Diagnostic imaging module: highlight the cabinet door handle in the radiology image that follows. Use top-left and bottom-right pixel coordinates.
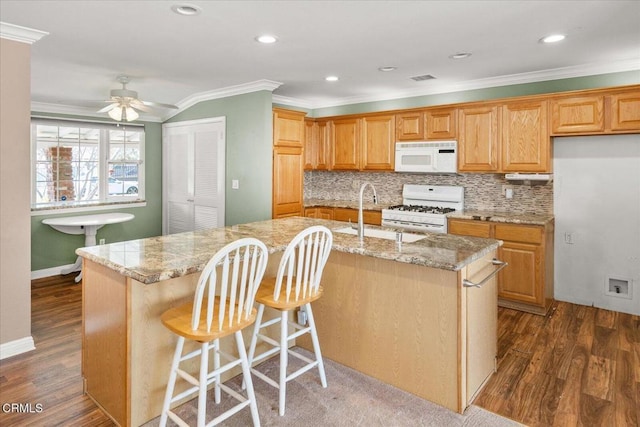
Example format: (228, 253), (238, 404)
(187, 198), (195, 202)
(463, 259), (508, 288)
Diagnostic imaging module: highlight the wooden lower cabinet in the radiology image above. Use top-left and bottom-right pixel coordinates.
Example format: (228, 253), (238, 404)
(332, 207), (382, 225)
(448, 218), (554, 315)
(304, 206), (381, 225)
(304, 207), (334, 220)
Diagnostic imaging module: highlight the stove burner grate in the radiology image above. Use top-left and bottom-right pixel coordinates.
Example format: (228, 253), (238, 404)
(387, 204), (456, 214)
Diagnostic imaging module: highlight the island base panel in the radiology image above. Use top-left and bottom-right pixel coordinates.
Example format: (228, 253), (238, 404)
(298, 252), (462, 412)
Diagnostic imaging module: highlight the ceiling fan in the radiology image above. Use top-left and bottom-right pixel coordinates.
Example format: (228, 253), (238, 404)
(98, 75), (178, 122)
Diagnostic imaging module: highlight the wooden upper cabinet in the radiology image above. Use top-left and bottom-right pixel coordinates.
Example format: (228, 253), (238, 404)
(303, 119), (315, 170)
(458, 105), (500, 172)
(610, 91), (640, 131)
(273, 108), (306, 147)
(501, 100), (550, 172)
(395, 111), (424, 141)
(330, 118), (361, 170)
(550, 95), (604, 134)
(304, 119), (330, 170)
(426, 108), (457, 140)
(361, 114), (395, 171)
(315, 120), (330, 170)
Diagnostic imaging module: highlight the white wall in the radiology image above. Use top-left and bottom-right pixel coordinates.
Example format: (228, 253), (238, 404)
(553, 134), (640, 315)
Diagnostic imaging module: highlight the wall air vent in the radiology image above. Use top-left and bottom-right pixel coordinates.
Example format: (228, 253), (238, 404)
(410, 74), (436, 81)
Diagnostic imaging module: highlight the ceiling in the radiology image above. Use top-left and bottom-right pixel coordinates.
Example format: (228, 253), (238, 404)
(1, 0), (639, 121)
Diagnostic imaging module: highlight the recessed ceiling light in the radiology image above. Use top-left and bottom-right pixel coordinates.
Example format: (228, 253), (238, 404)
(255, 35), (278, 44)
(378, 66), (397, 72)
(449, 52), (472, 60)
(325, 76), (339, 82)
(539, 34), (566, 43)
(171, 4), (201, 16)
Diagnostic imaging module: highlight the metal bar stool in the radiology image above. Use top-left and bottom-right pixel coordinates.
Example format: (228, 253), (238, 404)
(246, 225), (333, 416)
(159, 238), (269, 427)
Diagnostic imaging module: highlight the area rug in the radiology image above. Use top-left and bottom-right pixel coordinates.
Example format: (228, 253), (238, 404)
(143, 347), (523, 427)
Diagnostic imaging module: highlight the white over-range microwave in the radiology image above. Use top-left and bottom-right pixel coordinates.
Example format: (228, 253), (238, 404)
(394, 140), (458, 174)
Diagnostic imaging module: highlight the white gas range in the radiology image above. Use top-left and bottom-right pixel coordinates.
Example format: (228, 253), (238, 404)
(381, 184), (464, 234)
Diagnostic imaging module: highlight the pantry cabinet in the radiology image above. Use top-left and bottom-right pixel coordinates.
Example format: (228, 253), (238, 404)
(448, 218), (554, 315)
(273, 108), (306, 218)
(273, 108), (305, 147)
(457, 105), (500, 172)
(361, 114), (395, 170)
(501, 100), (549, 172)
(273, 146), (304, 218)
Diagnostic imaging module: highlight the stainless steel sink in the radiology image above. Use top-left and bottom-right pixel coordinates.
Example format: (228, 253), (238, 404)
(334, 227), (427, 243)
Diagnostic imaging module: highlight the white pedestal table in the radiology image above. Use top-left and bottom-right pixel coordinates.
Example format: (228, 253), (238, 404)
(42, 212), (135, 282)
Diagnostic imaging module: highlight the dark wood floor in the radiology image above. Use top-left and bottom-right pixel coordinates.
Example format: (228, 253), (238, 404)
(474, 301), (640, 427)
(0, 276), (638, 426)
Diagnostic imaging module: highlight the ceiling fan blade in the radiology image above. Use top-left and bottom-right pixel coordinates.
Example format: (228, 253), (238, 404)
(142, 100), (179, 109)
(97, 103), (118, 113)
(129, 99), (152, 112)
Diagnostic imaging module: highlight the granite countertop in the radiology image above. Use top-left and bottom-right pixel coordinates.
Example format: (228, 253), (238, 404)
(76, 217), (501, 284)
(304, 199), (383, 211)
(447, 210), (554, 226)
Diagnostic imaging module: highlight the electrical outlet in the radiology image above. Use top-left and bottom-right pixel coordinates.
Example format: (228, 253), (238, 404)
(564, 232), (574, 244)
(99, 238), (106, 245)
(502, 185), (514, 198)
(231, 179), (239, 190)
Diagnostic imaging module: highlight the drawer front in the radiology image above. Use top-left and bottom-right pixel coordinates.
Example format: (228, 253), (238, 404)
(448, 220), (491, 238)
(494, 224), (542, 244)
(333, 208), (381, 225)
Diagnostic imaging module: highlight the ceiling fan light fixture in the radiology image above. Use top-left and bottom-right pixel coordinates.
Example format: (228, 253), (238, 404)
(108, 105), (139, 122)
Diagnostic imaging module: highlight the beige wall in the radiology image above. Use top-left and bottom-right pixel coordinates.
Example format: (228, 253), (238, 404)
(0, 38), (33, 352)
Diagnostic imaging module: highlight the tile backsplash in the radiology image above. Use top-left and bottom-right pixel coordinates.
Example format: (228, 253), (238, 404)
(304, 171), (553, 214)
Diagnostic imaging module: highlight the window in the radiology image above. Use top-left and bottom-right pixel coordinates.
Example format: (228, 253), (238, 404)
(31, 118), (145, 208)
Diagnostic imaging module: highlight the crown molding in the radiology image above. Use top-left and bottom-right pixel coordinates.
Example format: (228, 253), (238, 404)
(298, 58), (640, 109)
(31, 102), (163, 123)
(272, 94), (313, 110)
(165, 79), (283, 118)
(0, 22), (49, 44)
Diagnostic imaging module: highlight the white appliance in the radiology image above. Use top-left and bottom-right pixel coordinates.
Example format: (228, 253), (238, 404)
(394, 140), (457, 173)
(381, 184), (464, 233)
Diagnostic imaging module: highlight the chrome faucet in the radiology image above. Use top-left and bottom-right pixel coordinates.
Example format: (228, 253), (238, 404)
(358, 182), (378, 241)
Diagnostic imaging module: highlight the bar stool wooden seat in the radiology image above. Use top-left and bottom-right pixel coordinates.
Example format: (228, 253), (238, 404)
(246, 225), (333, 416)
(159, 238), (269, 427)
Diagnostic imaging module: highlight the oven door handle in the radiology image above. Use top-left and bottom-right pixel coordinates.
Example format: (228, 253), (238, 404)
(462, 259), (508, 288)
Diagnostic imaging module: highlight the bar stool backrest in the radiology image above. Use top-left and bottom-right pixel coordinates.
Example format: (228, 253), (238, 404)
(191, 238), (269, 332)
(273, 226), (333, 303)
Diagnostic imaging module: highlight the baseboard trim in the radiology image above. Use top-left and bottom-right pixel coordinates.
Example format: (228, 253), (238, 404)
(31, 264), (78, 280)
(0, 336), (35, 360)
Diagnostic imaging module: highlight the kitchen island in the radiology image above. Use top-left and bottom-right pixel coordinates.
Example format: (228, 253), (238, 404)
(77, 217), (502, 426)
